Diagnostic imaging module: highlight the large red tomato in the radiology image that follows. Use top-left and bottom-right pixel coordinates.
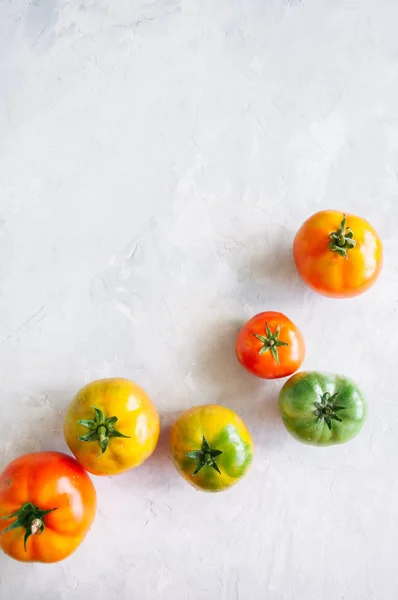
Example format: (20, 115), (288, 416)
(0, 452), (96, 563)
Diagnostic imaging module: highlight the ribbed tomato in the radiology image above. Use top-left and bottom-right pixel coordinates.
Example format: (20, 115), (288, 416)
(279, 371), (367, 446)
(64, 378), (160, 476)
(0, 452), (96, 563)
(170, 405), (254, 492)
(293, 210), (382, 298)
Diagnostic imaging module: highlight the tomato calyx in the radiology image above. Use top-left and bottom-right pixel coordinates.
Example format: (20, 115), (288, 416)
(1, 502), (57, 551)
(329, 215), (356, 258)
(78, 407), (130, 454)
(313, 392), (346, 431)
(253, 322), (288, 364)
(186, 436), (223, 476)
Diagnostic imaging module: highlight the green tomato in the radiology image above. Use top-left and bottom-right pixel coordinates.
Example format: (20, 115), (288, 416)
(278, 371), (367, 446)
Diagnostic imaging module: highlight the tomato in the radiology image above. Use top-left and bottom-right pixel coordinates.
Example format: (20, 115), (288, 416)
(293, 210), (383, 298)
(279, 372), (367, 446)
(64, 378), (160, 476)
(170, 405), (254, 492)
(236, 311), (305, 379)
(0, 452), (96, 563)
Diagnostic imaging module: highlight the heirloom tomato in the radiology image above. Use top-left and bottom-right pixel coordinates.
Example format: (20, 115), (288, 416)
(279, 372), (367, 446)
(0, 452), (96, 563)
(64, 378), (160, 476)
(293, 210), (382, 298)
(170, 404), (254, 492)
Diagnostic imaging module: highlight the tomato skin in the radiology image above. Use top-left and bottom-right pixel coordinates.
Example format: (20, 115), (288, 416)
(170, 405), (254, 492)
(64, 378), (160, 476)
(293, 210), (383, 298)
(236, 311), (305, 379)
(279, 372), (367, 446)
(0, 452), (96, 563)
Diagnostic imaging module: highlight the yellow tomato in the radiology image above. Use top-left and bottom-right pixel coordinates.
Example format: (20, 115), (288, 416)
(64, 378), (160, 476)
(170, 405), (254, 492)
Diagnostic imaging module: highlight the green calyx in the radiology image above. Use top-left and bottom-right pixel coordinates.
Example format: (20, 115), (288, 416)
(78, 407), (130, 454)
(329, 215), (356, 258)
(186, 436), (223, 476)
(314, 392), (346, 431)
(1, 502), (56, 551)
(253, 322), (288, 364)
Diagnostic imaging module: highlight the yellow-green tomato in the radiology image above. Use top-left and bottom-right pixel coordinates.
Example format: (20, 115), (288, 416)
(170, 405), (254, 492)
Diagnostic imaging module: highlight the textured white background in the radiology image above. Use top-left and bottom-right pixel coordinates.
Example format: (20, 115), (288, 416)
(0, 1), (397, 599)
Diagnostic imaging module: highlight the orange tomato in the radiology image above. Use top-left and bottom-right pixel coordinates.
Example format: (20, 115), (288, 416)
(0, 452), (96, 563)
(236, 311), (305, 379)
(293, 210), (383, 298)
(64, 378), (160, 476)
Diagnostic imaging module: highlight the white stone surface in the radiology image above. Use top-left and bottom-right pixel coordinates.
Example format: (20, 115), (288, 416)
(0, 0), (397, 598)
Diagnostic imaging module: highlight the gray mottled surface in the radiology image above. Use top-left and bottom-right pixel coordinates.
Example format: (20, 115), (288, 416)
(0, 1), (397, 598)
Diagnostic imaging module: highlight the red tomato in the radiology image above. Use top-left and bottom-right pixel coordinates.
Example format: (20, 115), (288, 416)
(0, 452), (96, 563)
(236, 311), (305, 379)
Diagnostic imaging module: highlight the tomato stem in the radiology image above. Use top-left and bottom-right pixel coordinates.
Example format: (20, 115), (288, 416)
(78, 407), (130, 454)
(253, 322), (288, 364)
(329, 215), (356, 258)
(186, 436), (223, 476)
(31, 518), (43, 536)
(1, 502), (57, 551)
(97, 425), (108, 443)
(313, 392), (346, 431)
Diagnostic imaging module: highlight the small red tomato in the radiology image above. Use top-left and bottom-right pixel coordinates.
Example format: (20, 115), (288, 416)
(236, 311), (305, 379)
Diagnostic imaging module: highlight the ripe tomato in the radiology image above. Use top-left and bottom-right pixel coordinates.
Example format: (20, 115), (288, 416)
(236, 311), (305, 379)
(64, 378), (160, 476)
(293, 210), (383, 298)
(170, 404), (254, 492)
(279, 371), (367, 446)
(0, 452), (96, 563)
